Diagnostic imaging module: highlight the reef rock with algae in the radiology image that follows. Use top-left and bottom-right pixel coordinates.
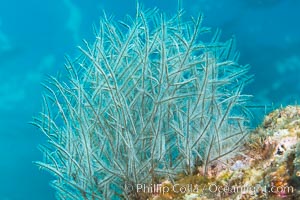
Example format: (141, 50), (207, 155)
(151, 106), (300, 200)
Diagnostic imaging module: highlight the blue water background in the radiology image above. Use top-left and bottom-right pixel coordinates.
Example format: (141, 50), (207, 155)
(0, 0), (299, 199)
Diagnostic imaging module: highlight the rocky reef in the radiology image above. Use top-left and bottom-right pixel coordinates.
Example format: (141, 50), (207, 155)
(150, 106), (300, 200)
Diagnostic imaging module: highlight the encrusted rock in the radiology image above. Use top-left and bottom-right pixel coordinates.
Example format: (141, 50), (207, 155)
(151, 106), (300, 200)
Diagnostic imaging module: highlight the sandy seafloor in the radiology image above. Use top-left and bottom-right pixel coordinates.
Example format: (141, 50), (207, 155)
(0, 0), (299, 199)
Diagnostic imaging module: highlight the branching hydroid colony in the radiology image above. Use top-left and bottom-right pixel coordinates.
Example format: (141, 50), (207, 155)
(32, 7), (252, 200)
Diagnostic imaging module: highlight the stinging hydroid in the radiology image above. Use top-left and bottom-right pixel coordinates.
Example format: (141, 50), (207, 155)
(32, 7), (252, 200)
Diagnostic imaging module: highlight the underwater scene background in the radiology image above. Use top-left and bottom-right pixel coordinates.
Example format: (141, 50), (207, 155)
(0, 0), (299, 199)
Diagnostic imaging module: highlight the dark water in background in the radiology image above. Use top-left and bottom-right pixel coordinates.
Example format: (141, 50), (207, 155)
(0, 0), (299, 199)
